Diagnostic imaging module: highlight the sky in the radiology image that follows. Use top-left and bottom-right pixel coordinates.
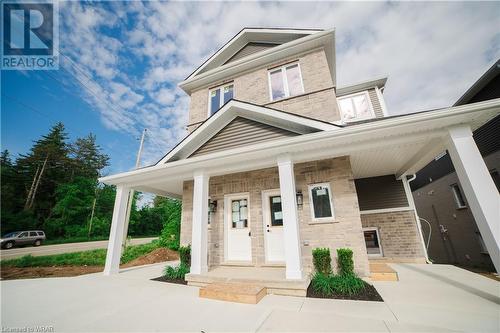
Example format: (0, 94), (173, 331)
(2, 1), (500, 179)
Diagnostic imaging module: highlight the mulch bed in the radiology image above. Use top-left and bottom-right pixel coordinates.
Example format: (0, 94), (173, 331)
(151, 276), (188, 285)
(306, 281), (384, 302)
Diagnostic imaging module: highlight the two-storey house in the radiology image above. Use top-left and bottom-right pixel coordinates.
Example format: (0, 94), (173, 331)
(100, 28), (500, 296)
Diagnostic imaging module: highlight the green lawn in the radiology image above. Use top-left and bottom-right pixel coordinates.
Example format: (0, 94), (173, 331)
(1, 241), (160, 268)
(43, 235), (157, 246)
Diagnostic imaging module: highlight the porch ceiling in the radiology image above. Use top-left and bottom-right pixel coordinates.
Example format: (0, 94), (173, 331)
(99, 99), (500, 198)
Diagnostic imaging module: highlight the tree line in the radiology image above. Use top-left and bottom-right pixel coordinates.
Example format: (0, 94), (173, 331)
(1, 122), (181, 248)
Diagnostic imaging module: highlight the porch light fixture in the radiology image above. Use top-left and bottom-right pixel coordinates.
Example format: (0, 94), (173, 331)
(208, 199), (217, 213)
(296, 191), (303, 207)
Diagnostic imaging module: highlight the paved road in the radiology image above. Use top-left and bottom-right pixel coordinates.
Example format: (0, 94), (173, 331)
(0, 237), (157, 260)
(2, 263), (498, 332)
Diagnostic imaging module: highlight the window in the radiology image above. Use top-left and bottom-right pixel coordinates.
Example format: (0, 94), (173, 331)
(18, 232), (28, 238)
(231, 199), (248, 228)
(268, 63), (304, 101)
(476, 232), (489, 254)
(337, 92), (374, 122)
(209, 83), (233, 115)
(363, 228), (383, 257)
(490, 169), (500, 192)
(37, 231), (44, 236)
(269, 195), (283, 226)
(308, 183), (335, 221)
(451, 184), (466, 208)
(29, 232), (37, 237)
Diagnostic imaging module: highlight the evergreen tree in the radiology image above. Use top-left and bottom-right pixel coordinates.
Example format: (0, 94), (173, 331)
(70, 134), (109, 179)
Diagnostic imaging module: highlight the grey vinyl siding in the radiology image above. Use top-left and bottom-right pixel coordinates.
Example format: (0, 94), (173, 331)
(224, 43), (279, 65)
(354, 175), (409, 211)
(190, 117), (299, 157)
(368, 89), (384, 118)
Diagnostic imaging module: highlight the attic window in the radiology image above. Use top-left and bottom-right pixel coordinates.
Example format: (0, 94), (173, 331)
(209, 83), (233, 115)
(268, 63), (304, 101)
(338, 91), (375, 123)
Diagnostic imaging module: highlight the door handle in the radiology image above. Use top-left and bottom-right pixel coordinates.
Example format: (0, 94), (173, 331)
(267, 230), (270, 232)
(248, 231), (251, 237)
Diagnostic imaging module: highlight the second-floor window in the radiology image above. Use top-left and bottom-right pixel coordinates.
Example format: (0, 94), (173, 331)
(209, 83), (233, 115)
(268, 63), (304, 101)
(451, 183), (467, 209)
(338, 92), (374, 123)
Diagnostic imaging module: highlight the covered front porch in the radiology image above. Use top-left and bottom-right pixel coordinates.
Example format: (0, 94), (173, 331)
(99, 99), (500, 281)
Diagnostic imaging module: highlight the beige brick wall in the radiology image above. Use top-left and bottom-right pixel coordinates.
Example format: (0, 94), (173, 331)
(186, 48), (340, 132)
(179, 156), (370, 277)
(361, 211), (426, 259)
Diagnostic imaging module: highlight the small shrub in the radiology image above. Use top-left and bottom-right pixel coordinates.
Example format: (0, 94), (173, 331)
(311, 272), (335, 296)
(337, 248), (354, 276)
(179, 245), (191, 266)
(331, 274), (366, 295)
(312, 248), (332, 275)
(163, 263), (190, 280)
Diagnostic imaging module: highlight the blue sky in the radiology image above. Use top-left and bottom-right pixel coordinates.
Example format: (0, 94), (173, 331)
(2, 1), (500, 178)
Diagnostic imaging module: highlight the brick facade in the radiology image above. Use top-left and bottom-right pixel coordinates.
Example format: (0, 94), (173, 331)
(360, 211), (426, 260)
(186, 48), (340, 132)
(180, 156), (370, 277)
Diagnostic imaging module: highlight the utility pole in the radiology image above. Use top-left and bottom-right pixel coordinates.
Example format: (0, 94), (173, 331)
(122, 128), (147, 250)
(27, 155), (48, 210)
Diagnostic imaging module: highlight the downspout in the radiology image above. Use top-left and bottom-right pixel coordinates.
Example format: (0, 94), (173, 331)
(404, 174), (432, 264)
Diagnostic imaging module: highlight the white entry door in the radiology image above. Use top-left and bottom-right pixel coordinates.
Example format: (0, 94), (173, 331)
(225, 193), (252, 262)
(262, 190), (285, 263)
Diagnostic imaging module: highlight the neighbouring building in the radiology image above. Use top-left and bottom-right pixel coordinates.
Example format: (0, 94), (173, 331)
(411, 60), (500, 271)
(100, 28), (500, 295)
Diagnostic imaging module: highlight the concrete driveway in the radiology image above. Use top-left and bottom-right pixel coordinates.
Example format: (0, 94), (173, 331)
(1, 263), (499, 332)
(0, 237), (157, 260)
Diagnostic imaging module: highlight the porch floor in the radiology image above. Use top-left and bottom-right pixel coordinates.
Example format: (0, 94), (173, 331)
(185, 266), (311, 297)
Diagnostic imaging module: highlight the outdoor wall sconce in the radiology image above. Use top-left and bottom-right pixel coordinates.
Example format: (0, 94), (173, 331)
(296, 191), (303, 207)
(208, 199), (217, 213)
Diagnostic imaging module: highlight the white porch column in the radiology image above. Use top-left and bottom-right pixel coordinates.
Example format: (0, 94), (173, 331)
(446, 125), (500, 272)
(278, 155), (303, 280)
(104, 185), (131, 275)
(190, 171), (209, 275)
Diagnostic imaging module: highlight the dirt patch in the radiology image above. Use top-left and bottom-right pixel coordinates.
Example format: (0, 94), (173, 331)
(122, 248), (179, 268)
(1, 247), (179, 280)
(151, 276), (188, 285)
(306, 281), (384, 302)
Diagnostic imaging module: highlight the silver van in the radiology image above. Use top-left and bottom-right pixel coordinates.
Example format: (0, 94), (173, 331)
(1, 231), (46, 249)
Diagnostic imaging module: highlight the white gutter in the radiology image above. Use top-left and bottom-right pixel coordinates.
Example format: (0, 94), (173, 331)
(99, 98), (500, 185)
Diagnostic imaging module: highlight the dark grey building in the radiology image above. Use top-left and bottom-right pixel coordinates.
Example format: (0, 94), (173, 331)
(411, 60), (500, 271)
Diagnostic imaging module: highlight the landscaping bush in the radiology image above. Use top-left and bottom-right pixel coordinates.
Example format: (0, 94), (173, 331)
(179, 245), (191, 266)
(312, 248), (332, 275)
(330, 274), (365, 295)
(311, 273), (335, 296)
(337, 248), (354, 276)
(163, 263), (190, 280)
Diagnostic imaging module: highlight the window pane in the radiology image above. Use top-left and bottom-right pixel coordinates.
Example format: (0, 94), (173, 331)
(311, 186), (332, 218)
(364, 230), (381, 255)
(452, 184), (466, 207)
(270, 196), (283, 226)
(223, 85), (233, 104)
(270, 70), (285, 100)
(286, 65), (303, 96)
(352, 95), (370, 118)
(339, 98), (355, 121)
(210, 89), (221, 115)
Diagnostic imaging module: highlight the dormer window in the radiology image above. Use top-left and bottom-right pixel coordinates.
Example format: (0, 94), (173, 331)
(209, 83), (234, 115)
(268, 63), (304, 101)
(337, 92), (375, 123)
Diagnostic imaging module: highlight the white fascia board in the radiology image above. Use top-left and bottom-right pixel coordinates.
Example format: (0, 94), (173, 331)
(186, 28), (323, 81)
(157, 100), (339, 164)
(180, 30), (335, 94)
(336, 77), (388, 97)
(99, 99), (500, 187)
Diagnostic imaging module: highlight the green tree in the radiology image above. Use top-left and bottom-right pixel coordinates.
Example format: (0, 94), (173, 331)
(157, 197), (182, 250)
(70, 134), (109, 179)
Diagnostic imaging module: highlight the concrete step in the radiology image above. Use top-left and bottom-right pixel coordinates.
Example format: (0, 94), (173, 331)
(369, 262), (398, 281)
(199, 282), (267, 304)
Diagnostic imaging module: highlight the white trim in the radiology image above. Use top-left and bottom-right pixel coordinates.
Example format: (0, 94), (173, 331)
(308, 182), (335, 222)
(375, 86), (389, 117)
(362, 227), (383, 257)
(337, 91), (376, 123)
(359, 207), (412, 215)
(336, 77), (387, 97)
(267, 62), (305, 102)
(207, 82), (234, 117)
(223, 192), (252, 263)
(450, 183), (467, 209)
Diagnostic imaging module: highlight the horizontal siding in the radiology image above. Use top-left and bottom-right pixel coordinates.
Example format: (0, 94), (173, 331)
(355, 175), (408, 211)
(368, 89), (384, 118)
(224, 43), (279, 64)
(190, 117), (299, 157)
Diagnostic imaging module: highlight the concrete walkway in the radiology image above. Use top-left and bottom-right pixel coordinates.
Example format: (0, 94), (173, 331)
(0, 237), (157, 260)
(1, 263), (499, 332)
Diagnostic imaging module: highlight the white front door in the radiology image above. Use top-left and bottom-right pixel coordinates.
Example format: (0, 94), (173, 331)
(225, 193), (252, 262)
(262, 190), (285, 263)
